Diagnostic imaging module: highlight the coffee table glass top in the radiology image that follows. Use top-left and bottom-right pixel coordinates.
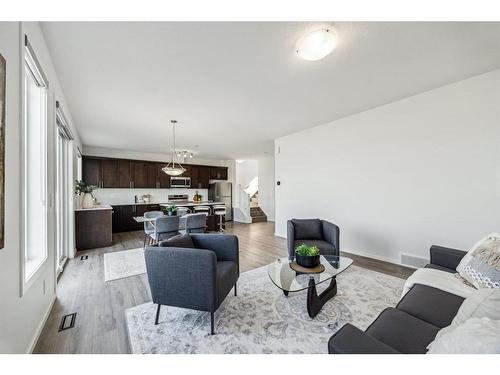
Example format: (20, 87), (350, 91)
(268, 255), (353, 292)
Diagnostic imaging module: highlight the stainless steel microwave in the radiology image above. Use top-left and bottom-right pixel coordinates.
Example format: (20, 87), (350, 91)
(170, 176), (191, 188)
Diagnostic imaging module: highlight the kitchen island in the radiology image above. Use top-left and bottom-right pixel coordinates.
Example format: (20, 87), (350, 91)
(111, 201), (228, 233)
(75, 205), (113, 250)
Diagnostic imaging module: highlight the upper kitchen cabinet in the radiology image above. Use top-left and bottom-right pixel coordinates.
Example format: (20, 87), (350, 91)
(82, 157), (102, 187)
(117, 159), (133, 188)
(131, 161), (157, 188)
(209, 166), (228, 180)
(192, 165), (210, 188)
(156, 163), (170, 188)
(82, 156), (226, 188)
(101, 159), (119, 188)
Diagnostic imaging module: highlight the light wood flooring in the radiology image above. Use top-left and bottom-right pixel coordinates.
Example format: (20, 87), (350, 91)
(34, 221), (413, 354)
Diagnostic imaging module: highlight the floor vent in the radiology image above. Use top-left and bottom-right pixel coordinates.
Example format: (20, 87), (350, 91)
(80, 255), (88, 260)
(59, 313), (77, 332)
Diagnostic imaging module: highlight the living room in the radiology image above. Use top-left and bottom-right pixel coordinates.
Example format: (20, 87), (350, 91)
(1, 1), (500, 374)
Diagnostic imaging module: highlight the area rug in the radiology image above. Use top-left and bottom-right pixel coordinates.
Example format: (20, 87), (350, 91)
(125, 265), (405, 353)
(103, 248), (146, 282)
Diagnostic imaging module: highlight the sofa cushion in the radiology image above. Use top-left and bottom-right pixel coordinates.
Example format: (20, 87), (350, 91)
(397, 284), (464, 328)
(457, 232), (500, 289)
(158, 234), (195, 249)
(294, 240), (336, 256)
(328, 324), (400, 354)
(366, 308), (440, 354)
(292, 219), (323, 240)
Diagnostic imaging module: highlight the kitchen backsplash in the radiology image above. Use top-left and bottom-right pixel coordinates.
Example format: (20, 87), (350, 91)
(92, 188), (209, 205)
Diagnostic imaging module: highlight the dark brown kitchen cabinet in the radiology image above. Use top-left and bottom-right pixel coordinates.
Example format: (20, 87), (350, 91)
(156, 163), (170, 188)
(209, 167), (228, 180)
(117, 159), (132, 188)
(76, 208), (113, 250)
(191, 165), (210, 188)
(83, 155), (227, 189)
(112, 204), (163, 233)
(131, 161), (157, 188)
(101, 159), (119, 188)
(82, 157), (102, 186)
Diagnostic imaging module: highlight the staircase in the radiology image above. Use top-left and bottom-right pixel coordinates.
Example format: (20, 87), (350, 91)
(249, 193), (267, 222)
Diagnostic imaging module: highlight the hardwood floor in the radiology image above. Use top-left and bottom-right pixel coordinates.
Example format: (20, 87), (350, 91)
(34, 221), (413, 354)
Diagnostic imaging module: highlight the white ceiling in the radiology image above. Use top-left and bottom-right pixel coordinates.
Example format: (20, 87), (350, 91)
(41, 22), (500, 159)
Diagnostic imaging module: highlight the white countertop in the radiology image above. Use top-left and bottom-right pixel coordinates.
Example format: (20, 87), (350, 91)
(75, 204), (113, 211)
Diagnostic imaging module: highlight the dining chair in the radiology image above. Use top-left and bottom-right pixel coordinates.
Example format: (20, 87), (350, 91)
(185, 213), (207, 234)
(143, 211), (164, 248)
(150, 215), (180, 242)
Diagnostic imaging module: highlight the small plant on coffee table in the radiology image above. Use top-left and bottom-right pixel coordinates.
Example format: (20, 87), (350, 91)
(295, 244), (320, 257)
(295, 244), (321, 268)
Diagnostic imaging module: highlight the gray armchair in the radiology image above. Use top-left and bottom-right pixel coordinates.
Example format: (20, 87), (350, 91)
(144, 233), (239, 335)
(287, 219), (340, 259)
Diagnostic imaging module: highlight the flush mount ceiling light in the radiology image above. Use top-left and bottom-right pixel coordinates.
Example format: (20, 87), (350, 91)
(296, 28), (338, 61)
(162, 120), (186, 176)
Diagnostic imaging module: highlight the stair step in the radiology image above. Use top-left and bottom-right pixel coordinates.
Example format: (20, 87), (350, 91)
(252, 215), (267, 223)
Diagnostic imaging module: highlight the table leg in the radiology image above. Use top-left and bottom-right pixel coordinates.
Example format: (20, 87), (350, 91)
(306, 276), (337, 318)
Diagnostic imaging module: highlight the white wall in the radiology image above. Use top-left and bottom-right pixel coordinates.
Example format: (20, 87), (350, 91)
(236, 160), (258, 190)
(257, 155), (275, 221)
(0, 22), (82, 353)
(275, 69), (500, 266)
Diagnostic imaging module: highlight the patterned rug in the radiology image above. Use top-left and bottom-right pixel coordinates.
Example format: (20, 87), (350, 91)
(125, 264), (405, 353)
(104, 248), (146, 282)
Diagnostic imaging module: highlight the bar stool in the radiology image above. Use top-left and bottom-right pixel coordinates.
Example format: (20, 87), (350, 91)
(213, 205), (226, 232)
(193, 206), (211, 216)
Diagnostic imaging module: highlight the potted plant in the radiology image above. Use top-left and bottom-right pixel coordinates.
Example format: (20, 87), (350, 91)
(75, 180), (99, 209)
(295, 244), (321, 268)
(166, 205), (178, 216)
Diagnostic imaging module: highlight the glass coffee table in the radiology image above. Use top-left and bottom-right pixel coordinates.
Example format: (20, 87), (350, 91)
(268, 255), (353, 318)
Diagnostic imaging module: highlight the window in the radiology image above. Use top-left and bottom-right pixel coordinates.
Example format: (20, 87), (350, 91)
(76, 148), (82, 181)
(23, 37), (48, 283)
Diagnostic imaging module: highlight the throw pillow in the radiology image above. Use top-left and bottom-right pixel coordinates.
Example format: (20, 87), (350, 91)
(427, 317), (500, 354)
(158, 234), (195, 249)
(432, 288), (500, 341)
(292, 219), (323, 240)
(456, 233), (500, 289)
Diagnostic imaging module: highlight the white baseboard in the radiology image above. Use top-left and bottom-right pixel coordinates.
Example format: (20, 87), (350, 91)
(272, 233), (416, 269)
(342, 248), (417, 269)
(27, 294), (56, 354)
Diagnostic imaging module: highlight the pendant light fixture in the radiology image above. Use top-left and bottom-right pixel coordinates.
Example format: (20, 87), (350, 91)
(162, 120), (186, 176)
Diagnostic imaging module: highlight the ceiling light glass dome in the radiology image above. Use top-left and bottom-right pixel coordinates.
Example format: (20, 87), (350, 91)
(296, 28), (338, 61)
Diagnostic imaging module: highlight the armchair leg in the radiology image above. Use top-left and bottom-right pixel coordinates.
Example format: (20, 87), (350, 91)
(155, 304), (161, 325)
(210, 312), (215, 335)
(234, 282), (237, 296)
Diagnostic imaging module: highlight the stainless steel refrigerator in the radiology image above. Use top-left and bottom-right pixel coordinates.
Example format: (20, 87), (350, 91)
(208, 182), (232, 221)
